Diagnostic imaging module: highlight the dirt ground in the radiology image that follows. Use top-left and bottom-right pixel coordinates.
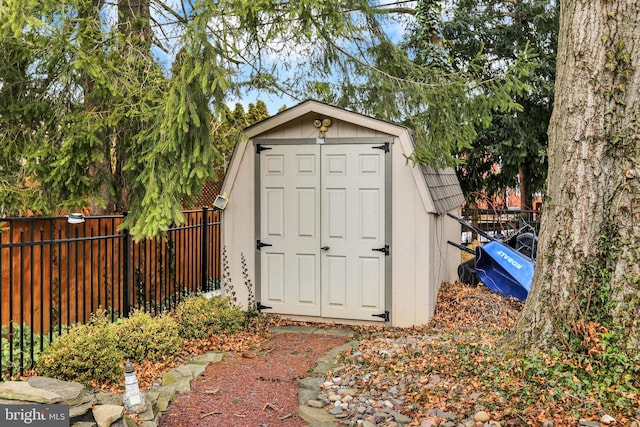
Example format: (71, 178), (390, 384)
(157, 331), (350, 427)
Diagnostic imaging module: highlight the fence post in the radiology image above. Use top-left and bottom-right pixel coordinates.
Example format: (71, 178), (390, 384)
(201, 207), (209, 292)
(470, 202), (479, 241)
(122, 212), (131, 317)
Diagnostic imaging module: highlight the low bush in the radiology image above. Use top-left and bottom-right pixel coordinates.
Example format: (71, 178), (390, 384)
(1, 324), (57, 380)
(34, 296), (248, 386)
(35, 312), (123, 386)
(114, 310), (182, 362)
(176, 295), (245, 339)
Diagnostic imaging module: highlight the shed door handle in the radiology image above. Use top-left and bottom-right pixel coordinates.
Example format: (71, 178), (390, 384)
(321, 246), (330, 251)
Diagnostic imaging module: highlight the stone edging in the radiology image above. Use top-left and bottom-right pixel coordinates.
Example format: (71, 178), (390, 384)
(297, 340), (359, 427)
(0, 351), (225, 427)
(0, 327), (355, 427)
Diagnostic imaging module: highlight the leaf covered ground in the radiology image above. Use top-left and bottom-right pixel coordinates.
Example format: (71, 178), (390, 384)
(335, 282), (640, 426)
(67, 281), (640, 426)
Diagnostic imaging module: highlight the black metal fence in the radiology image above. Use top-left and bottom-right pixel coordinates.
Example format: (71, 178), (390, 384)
(460, 207), (541, 243)
(1, 208), (221, 379)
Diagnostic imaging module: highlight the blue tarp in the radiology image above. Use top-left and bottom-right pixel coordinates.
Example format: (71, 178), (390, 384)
(475, 241), (534, 301)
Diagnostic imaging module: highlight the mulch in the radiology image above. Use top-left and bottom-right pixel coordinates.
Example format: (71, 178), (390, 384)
(157, 331), (351, 427)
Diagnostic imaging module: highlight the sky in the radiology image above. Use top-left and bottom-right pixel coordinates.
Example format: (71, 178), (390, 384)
(222, 1), (416, 115)
(103, 0), (415, 116)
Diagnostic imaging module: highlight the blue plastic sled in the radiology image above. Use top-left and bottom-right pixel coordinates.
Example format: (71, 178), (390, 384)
(475, 241), (534, 301)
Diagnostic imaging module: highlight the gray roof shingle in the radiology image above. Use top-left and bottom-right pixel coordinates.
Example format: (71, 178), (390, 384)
(420, 165), (465, 214)
(407, 130), (464, 214)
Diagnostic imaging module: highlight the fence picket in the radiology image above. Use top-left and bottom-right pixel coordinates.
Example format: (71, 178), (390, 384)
(0, 210), (222, 379)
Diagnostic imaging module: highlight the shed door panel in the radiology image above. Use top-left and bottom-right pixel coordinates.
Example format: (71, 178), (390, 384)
(260, 145), (321, 316)
(321, 145), (386, 320)
(259, 144), (385, 321)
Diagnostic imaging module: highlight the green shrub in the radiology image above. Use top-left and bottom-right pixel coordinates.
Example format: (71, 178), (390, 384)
(36, 312), (123, 386)
(114, 310), (182, 362)
(1, 324), (58, 380)
(176, 295), (245, 339)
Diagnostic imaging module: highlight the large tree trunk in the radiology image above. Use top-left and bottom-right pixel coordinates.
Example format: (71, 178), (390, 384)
(513, 0), (640, 352)
(110, 0), (153, 212)
(78, 0), (113, 214)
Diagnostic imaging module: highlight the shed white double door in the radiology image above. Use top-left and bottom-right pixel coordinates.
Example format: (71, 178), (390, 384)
(259, 143), (387, 321)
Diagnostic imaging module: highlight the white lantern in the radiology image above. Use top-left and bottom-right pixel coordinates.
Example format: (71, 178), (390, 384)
(123, 362), (147, 413)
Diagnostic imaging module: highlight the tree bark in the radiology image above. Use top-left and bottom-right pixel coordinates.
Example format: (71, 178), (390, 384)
(518, 164), (531, 213)
(109, 0), (153, 213)
(513, 0), (640, 352)
(78, 0), (113, 214)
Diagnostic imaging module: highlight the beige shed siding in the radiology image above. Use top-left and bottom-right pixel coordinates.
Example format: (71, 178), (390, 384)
(443, 213), (463, 283)
(245, 103), (407, 140)
(390, 184), (439, 327)
(390, 136), (436, 326)
(424, 214), (438, 319)
(254, 115), (389, 139)
(221, 140), (254, 308)
(429, 213), (462, 308)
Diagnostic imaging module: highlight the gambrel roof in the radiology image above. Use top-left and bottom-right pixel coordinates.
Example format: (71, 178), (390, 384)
(244, 100), (464, 214)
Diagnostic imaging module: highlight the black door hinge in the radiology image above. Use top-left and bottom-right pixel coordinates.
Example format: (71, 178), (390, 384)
(372, 245), (389, 256)
(256, 144), (272, 154)
(257, 302), (273, 311)
(257, 240), (273, 250)
(372, 143), (390, 153)
(372, 311), (389, 322)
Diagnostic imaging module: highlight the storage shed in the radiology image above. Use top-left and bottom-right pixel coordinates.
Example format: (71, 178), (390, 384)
(220, 100), (464, 327)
